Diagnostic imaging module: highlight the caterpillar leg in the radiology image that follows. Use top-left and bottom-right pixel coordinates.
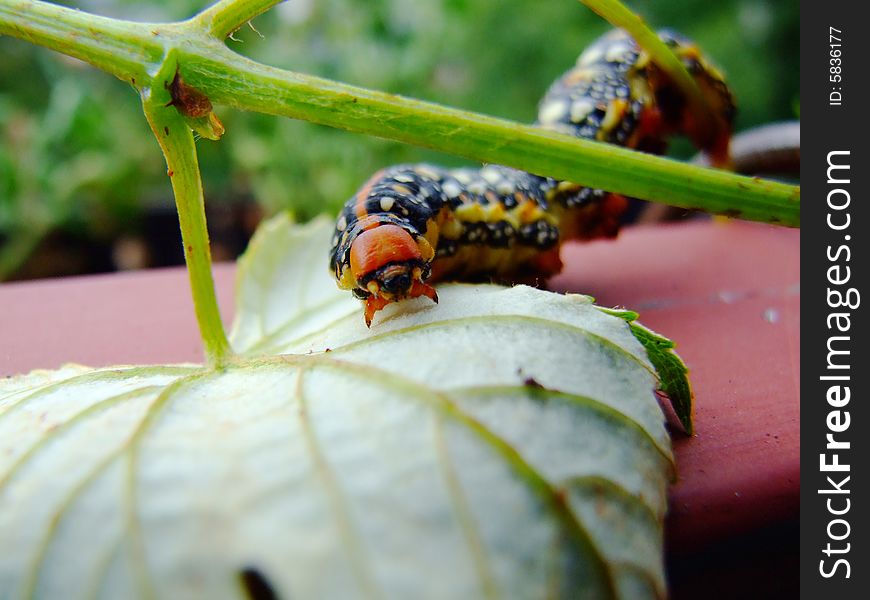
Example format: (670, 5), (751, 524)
(362, 280), (438, 327)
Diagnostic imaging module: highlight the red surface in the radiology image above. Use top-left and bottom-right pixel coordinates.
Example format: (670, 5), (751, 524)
(0, 220), (799, 568)
(552, 219), (800, 553)
(1, 264), (236, 370)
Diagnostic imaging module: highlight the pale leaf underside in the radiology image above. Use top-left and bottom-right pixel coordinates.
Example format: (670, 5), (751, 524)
(1, 215), (676, 599)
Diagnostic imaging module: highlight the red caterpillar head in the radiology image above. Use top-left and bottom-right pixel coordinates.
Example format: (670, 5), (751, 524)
(348, 224), (438, 327)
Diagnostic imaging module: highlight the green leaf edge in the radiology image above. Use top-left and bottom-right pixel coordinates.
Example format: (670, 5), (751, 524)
(598, 308), (693, 435)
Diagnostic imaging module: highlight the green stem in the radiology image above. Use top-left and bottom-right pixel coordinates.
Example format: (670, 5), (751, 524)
(193, 0), (286, 39)
(0, 0), (800, 227)
(142, 51), (232, 367)
(180, 46), (798, 225)
(0, 0), (161, 84)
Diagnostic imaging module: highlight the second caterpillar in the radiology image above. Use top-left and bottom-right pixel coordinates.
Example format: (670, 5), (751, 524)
(329, 29), (736, 326)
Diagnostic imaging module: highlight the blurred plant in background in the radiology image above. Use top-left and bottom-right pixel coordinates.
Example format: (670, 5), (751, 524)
(0, 0), (798, 280)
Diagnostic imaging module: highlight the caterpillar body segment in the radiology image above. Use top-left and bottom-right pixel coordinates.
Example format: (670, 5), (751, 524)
(537, 29), (735, 164)
(329, 29), (736, 326)
(329, 163), (628, 326)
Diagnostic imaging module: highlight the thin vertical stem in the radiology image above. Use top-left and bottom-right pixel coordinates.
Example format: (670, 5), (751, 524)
(141, 52), (232, 367)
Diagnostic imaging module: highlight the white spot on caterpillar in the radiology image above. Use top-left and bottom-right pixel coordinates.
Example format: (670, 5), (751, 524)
(467, 181), (487, 195)
(415, 165), (440, 180)
(336, 215), (347, 231)
(379, 196), (395, 212)
(578, 45), (604, 66)
(453, 170), (473, 185)
(442, 179), (463, 199)
(570, 99), (595, 123)
(481, 166), (503, 185)
(496, 181), (515, 195)
(605, 42), (632, 62)
(539, 99), (569, 124)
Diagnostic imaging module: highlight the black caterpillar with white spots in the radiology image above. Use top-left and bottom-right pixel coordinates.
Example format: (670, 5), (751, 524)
(329, 29), (736, 326)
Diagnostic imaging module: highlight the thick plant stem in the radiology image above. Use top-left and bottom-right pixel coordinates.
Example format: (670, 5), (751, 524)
(0, 0), (161, 84)
(0, 0), (800, 226)
(142, 53), (233, 367)
(179, 45), (799, 225)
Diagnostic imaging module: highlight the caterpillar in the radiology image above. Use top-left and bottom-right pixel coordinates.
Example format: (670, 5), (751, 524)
(330, 29), (736, 326)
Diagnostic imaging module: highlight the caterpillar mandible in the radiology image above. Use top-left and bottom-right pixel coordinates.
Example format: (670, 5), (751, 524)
(329, 29), (736, 326)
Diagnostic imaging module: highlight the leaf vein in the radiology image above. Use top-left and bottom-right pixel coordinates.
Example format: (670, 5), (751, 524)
(307, 358), (619, 599)
(0, 385), (163, 493)
(0, 366), (197, 423)
(296, 370), (382, 600)
(432, 415), (500, 600)
(121, 373), (216, 600)
(446, 385), (673, 467)
(17, 379), (188, 600)
(328, 314), (656, 378)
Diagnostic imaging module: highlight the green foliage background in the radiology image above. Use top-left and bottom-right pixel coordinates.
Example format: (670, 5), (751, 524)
(0, 0), (799, 278)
